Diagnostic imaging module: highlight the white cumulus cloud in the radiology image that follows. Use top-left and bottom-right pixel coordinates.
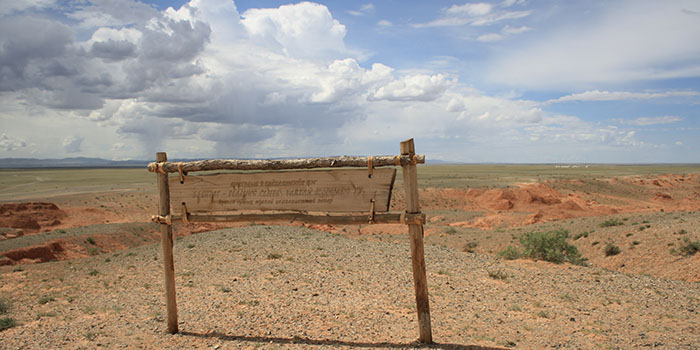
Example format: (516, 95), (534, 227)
(548, 90), (700, 103)
(0, 133), (27, 151)
(370, 74), (453, 102)
(62, 136), (84, 153)
(620, 116), (683, 126)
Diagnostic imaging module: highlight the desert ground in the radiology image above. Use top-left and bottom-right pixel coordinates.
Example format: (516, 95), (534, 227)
(1, 164), (699, 349)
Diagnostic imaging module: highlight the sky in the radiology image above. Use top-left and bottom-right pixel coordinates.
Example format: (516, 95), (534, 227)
(1, 0), (699, 163)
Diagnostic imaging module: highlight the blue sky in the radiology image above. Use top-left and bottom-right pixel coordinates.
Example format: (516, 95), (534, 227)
(1, 0), (699, 162)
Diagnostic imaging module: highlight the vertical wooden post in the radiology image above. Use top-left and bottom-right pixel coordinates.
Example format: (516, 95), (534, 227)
(156, 152), (178, 333)
(400, 139), (433, 344)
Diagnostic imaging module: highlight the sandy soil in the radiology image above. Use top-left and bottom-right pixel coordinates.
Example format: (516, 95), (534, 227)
(1, 226), (699, 349)
(1, 173), (699, 278)
(1, 170), (699, 348)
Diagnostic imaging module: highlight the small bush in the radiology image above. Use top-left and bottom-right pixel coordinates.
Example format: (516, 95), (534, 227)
(88, 269), (99, 276)
(573, 231), (589, 240)
(267, 253), (282, 260)
(38, 296), (54, 305)
(677, 238), (700, 256)
(0, 317), (17, 331)
(498, 246), (521, 260)
(444, 227), (457, 235)
(604, 243), (621, 256)
(437, 269), (451, 276)
(85, 237), (96, 245)
(600, 218), (624, 228)
(488, 269), (509, 280)
(462, 241), (478, 253)
(519, 229), (586, 265)
(0, 299), (8, 314)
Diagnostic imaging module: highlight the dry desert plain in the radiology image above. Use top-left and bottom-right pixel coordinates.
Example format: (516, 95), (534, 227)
(0, 164), (699, 349)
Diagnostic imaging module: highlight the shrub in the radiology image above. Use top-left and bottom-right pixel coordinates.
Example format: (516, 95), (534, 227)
(677, 238), (700, 257)
(488, 269), (509, 280)
(85, 237), (96, 245)
(0, 317), (16, 331)
(0, 298), (8, 314)
(498, 246), (521, 260)
(573, 231), (589, 240)
(604, 243), (621, 256)
(600, 218), (623, 228)
(267, 253), (282, 260)
(519, 229), (586, 265)
(462, 241), (478, 253)
(38, 296), (54, 305)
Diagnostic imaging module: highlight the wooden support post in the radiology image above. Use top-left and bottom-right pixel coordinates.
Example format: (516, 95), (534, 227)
(400, 139), (433, 344)
(156, 152), (178, 334)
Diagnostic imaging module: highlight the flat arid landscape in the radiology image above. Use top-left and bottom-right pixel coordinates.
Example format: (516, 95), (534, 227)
(1, 164), (699, 349)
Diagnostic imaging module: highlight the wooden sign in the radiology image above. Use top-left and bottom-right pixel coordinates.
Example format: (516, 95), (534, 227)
(170, 168), (396, 214)
(150, 139), (432, 343)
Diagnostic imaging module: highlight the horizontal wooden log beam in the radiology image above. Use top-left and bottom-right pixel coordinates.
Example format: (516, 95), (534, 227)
(151, 212), (425, 225)
(147, 155), (425, 173)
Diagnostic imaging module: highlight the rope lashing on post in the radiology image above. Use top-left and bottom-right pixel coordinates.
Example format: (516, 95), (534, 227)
(177, 162), (185, 184)
(181, 202), (189, 224)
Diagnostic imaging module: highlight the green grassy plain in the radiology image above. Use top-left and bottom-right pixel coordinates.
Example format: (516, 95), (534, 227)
(415, 164), (700, 188)
(0, 168), (154, 201)
(2, 164), (699, 201)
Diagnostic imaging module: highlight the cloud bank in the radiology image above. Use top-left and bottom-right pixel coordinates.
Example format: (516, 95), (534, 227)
(0, 0), (697, 162)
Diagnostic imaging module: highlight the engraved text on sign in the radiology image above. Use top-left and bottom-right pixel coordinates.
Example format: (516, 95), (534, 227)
(169, 168), (396, 214)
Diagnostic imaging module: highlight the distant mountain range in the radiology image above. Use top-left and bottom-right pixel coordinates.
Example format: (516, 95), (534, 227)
(0, 157), (150, 168)
(0, 156), (454, 169)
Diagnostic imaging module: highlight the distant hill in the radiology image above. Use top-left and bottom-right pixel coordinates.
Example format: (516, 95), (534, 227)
(0, 157), (150, 169)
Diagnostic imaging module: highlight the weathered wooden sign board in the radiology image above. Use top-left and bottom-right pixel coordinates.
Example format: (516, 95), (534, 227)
(169, 168), (396, 214)
(148, 139), (433, 344)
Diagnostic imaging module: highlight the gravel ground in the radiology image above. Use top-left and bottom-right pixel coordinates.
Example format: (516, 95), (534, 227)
(1, 225), (699, 349)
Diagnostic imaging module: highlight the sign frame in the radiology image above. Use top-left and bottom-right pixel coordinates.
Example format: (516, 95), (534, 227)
(148, 138), (432, 343)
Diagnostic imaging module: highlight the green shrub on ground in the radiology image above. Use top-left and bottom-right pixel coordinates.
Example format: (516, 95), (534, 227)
(462, 241), (478, 253)
(498, 246), (521, 260)
(673, 238), (700, 257)
(600, 218), (624, 228)
(519, 229), (586, 265)
(0, 298), (8, 314)
(38, 296), (54, 305)
(444, 227), (457, 235)
(604, 243), (621, 256)
(488, 269), (509, 280)
(0, 317), (16, 331)
(573, 231), (589, 240)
